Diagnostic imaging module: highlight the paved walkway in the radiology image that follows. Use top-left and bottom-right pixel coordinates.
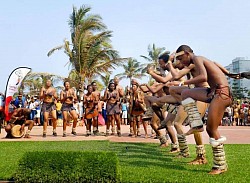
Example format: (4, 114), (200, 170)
(0, 124), (250, 144)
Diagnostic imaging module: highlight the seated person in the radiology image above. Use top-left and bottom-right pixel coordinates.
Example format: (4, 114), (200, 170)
(5, 108), (34, 138)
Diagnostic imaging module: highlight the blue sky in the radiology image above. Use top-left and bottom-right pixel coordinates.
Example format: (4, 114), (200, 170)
(1, 0), (250, 92)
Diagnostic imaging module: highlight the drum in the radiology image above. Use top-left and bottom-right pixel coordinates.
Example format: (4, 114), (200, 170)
(11, 125), (25, 138)
(85, 108), (98, 119)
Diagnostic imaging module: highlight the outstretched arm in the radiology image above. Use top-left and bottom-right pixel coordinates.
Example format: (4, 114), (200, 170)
(146, 83), (165, 94)
(214, 61), (243, 79)
(139, 84), (149, 93)
(148, 71), (173, 83)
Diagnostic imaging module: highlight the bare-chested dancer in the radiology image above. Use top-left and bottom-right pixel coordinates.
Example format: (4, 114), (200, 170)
(169, 45), (232, 174)
(103, 81), (121, 137)
(92, 81), (101, 133)
(40, 79), (58, 137)
(148, 53), (209, 163)
(84, 85), (99, 136)
(60, 81), (78, 137)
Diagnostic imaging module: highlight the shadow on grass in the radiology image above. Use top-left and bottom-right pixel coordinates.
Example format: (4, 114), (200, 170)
(110, 142), (188, 171)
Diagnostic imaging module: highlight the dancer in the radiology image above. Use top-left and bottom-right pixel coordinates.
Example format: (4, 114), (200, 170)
(40, 79), (58, 137)
(60, 81), (78, 137)
(171, 45), (232, 174)
(103, 80), (121, 136)
(129, 80), (148, 138)
(149, 53), (209, 163)
(83, 85), (99, 136)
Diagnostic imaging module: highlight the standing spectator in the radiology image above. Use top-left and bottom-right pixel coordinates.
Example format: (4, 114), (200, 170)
(243, 103), (248, 126)
(233, 101), (240, 126)
(56, 100), (62, 120)
(227, 106), (233, 126)
(102, 101), (107, 123)
(13, 93), (25, 109)
(239, 107), (244, 126)
(78, 99), (84, 122)
(25, 95), (31, 108)
(29, 97), (37, 120)
(0, 92), (5, 128)
(121, 98), (128, 125)
(34, 96), (41, 126)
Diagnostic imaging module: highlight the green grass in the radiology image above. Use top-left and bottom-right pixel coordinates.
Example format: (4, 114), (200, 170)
(0, 141), (250, 183)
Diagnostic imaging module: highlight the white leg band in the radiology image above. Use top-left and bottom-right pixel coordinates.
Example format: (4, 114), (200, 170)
(209, 136), (227, 147)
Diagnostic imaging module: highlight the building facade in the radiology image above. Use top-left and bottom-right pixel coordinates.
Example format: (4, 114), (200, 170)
(225, 57), (250, 98)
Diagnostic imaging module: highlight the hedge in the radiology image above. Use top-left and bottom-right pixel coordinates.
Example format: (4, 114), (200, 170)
(13, 151), (121, 183)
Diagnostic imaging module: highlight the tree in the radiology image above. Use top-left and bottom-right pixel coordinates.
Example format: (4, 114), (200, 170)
(116, 58), (146, 85)
(232, 80), (248, 99)
(47, 5), (125, 83)
(22, 72), (65, 95)
(100, 72), (111, 88)
(140, 43), (168, 71)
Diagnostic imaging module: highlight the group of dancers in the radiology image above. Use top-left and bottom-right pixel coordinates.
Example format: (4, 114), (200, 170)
(6, 44), (243, 175)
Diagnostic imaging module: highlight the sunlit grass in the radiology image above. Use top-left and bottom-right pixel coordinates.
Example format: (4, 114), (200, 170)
(0, 141), (249, 182)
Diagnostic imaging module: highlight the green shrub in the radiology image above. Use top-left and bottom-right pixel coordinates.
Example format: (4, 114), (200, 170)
(14, 151), (121, 183)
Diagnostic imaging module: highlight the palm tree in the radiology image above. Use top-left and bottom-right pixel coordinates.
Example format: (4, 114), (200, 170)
(47, 5), (125, 83)
(116, 58), (146, 85)
(140, 43), (168, 72)
(22, 72), (65, 95)
(100, 72), (111, 88)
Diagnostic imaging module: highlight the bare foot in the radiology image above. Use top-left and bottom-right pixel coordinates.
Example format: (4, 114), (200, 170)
(159, 143), (168, 148)
(169, 148), (180, 154)
(188, 156), (208, 165)
(24, 134), (31, 138)
(208, 168), (227, 175)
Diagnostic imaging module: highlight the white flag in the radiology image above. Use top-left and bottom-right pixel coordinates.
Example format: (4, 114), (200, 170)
(4, 67), (31, 121)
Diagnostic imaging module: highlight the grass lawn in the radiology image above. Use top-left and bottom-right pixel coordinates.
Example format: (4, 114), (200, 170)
(0, 141), (249, 183)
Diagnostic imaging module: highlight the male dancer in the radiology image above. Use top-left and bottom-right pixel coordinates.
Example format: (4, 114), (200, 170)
(149, 53), (208, 164)
(141, 80), (178, 151)
(139, 82), (168, 146)
(60, 81), (78, 137)
(171, 45), (232, 174)
(40, 79), (58, 137)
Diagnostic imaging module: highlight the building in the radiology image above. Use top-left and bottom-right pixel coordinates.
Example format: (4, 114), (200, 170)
(225, 57), (250, 98)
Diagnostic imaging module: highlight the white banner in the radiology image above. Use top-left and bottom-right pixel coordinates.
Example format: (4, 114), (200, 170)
(4, 67), (31, 121)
